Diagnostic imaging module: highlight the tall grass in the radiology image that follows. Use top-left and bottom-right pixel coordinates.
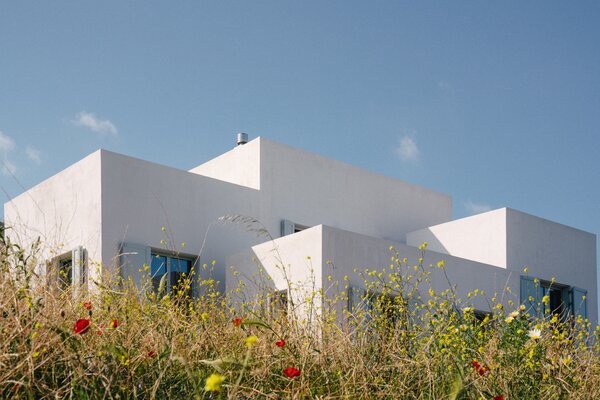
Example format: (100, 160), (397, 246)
(1, 231), (599, 399)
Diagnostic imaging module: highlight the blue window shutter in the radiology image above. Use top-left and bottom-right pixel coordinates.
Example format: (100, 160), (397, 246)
(348, 286), (365, 313)
(348, 286), (373, 324)
(520, 276), (542, 318)
(570, 287), (588, 319)
(120, 243), (151, 291)
(281, 219), (295, 236)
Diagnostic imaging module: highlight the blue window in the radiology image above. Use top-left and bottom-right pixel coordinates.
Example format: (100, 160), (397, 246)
(520, 276), (587, 320)
(151, 253), (192, 294)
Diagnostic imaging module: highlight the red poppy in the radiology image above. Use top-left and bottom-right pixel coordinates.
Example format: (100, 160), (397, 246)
(283, 367), (301, 378)
(109, 319), (119, 329)
(471, 360), (488, 376)
(493, 396), (505, 400)
(96, 329), (103, 336)
(83, 301), (92, 310)
(148, 351), (157, 357)
(73, 318), (90, 334)
(275, 339), (286, 348)
(232, 317), (242, 326)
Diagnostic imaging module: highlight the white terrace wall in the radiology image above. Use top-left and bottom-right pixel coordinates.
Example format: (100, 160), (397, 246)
(321, 225), (516, 321)
(407, 207), (597, 325)
(227, 226), (323, 324)
(505, 208), (597, 324)
(227, 225), (518, 325)
(406, 208), (508, 268)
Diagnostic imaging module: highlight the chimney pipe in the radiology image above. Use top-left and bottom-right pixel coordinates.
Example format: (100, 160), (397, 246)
(237, 132), (248, 146)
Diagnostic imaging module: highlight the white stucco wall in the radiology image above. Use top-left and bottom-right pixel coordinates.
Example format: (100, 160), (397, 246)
(99, 150), (266, 288)
(406, 208), (508, 268)
(4, 137), (453, 295)
(5, 138), (596, 326)
(259, 138), (452, 242)
(4, 151), (103, 285)
(191, 138), (452, 243)
(191, 137), (456, 292)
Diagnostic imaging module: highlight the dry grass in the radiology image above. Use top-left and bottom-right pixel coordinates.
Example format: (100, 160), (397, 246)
(1, 236), (599, 399)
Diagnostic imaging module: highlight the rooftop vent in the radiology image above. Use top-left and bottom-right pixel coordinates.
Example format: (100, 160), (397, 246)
(237, 132), (248, 146)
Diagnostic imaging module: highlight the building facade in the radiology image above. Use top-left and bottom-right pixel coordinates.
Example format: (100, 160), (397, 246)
(4, 137), (597, 325)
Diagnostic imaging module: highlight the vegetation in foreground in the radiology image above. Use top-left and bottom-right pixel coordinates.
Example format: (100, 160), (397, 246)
(1, 233), (599, 400)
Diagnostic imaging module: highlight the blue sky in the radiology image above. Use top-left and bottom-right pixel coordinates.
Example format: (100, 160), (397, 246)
(1, 2), (599, 265)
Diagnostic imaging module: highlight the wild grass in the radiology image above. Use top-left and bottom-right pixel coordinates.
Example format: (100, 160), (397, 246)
(1, 233), (599, 399)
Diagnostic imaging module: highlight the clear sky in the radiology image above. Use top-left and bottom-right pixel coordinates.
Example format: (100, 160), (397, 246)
(1, 2), (599, 274)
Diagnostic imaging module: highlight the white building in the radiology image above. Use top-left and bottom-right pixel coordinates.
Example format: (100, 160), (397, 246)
(4, 136), (597, 325)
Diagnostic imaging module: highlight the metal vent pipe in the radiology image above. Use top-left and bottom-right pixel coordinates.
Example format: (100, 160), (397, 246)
(237, 132), (248, 146)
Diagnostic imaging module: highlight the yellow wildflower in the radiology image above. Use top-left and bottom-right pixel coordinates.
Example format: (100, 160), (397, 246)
(244, 335), (259, 348)
(205, 373), (225, 392)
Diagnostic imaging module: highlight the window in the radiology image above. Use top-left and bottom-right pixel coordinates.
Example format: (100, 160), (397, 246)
(542, 285), (567, 317)
(281, 219), (309, 236)
(520, 276), (587, 320)
(57, 256), (72, 290)
(151, 252), (193, 294)
(51, 246), (85, 290)
(474, 310), (491, 323)
(294, 224), (308, 233)
(270, 289), (288, 318)
(348, 287), (403, 327)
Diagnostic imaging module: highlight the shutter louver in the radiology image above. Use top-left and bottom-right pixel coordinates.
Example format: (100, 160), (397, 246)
(72, 246), (85, 286)
(570, 287), (588, 319)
